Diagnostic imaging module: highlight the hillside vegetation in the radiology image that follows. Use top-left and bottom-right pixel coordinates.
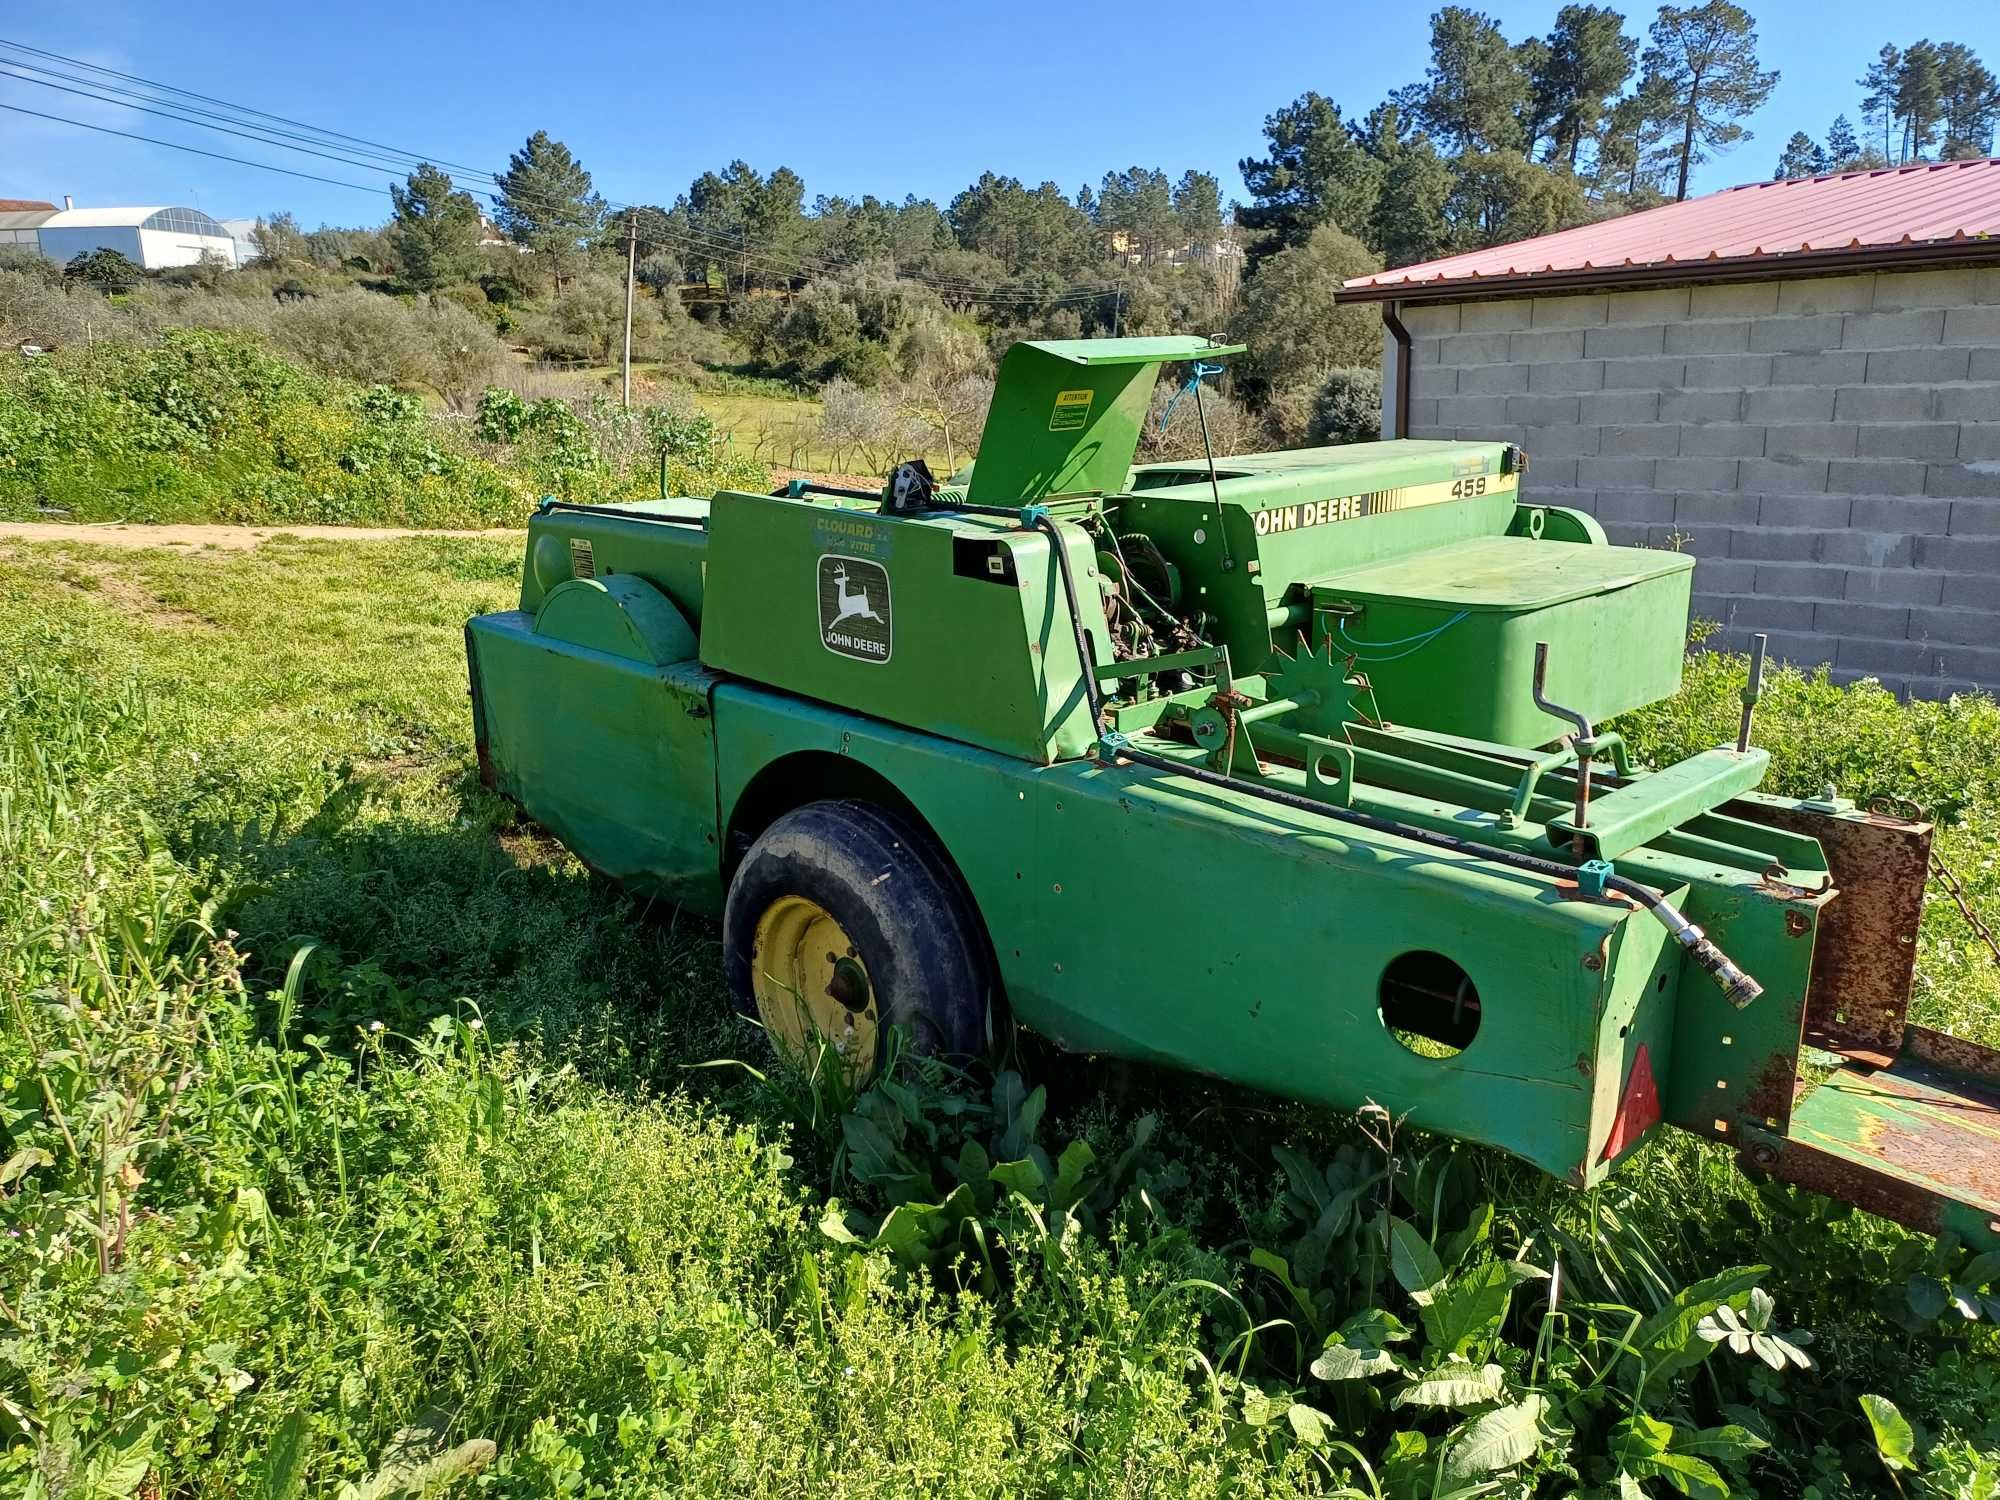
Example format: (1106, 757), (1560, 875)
(1, 534), (1995, 1496)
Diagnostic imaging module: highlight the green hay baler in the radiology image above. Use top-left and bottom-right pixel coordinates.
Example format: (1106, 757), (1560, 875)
(465, 336), (1999, 1249)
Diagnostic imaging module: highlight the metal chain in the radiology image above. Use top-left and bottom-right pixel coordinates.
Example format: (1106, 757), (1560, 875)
(1864, 795), (2000, 967)
(1931, 850), (2000, 968)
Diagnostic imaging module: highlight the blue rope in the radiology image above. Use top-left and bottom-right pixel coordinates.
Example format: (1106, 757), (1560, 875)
(1158, 359), (1227, 434)
(1336, 610), (1471, 662)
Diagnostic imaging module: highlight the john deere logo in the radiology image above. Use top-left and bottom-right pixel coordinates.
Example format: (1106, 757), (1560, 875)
(818, 554), (892, 663)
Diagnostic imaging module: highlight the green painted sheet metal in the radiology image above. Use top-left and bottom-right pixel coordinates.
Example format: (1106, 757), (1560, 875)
(1555, 748), (1772, 860)
(1314, 535), (1692, 611)
(699, 491), (1107, 764)
(966, 338), (1238, 505)
(517, 502), (711, 617)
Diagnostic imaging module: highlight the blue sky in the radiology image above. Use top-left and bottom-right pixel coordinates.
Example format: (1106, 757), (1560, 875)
(2, 0), (1994, 230)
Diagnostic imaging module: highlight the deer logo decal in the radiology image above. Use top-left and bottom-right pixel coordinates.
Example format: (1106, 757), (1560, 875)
(818, 555), (893, 663)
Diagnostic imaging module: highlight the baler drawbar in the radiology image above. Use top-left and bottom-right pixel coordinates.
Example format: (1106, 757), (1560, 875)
(466, 335), (2000, 1250)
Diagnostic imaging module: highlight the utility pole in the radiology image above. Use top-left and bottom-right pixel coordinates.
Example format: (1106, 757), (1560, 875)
(621, 209), (637, 410)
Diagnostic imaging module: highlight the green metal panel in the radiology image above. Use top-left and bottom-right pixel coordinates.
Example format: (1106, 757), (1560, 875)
(1553, 748), (1771, 860)
(467, 597), (723, 912)
(700, 492), (1108, 764)
(965, 337), (1241, 505)
(516, 502), (712, 617)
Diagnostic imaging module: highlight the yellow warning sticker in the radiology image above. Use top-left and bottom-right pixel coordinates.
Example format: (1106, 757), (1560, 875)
(1049, 388), (1093, 432)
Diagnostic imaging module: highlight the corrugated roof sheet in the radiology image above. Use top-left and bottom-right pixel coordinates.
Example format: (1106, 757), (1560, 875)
(1341, 157), (2000, 300)
(40, 206), (171, 228)
(0, 209), (57, 230)
(0, 199), (55, 213)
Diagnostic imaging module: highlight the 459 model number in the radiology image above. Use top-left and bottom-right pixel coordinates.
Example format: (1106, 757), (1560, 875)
(1450, 476), (1490, 497)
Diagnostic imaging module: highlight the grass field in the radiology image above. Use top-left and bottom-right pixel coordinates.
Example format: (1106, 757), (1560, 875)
(2, 533), (1997, 1497)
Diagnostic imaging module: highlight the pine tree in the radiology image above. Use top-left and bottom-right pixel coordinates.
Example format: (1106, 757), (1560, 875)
(1639, 1), (1780, 200)
(1895, 41), (1946, 160)
(1936, 43), (2000, 159)
(1530, 5), (1640, 168)
(1823, 114), (1861, 168)
(390, 165), (481, 293)
(493, 131), (605, 296)
(1773, 132), (1828, 179)
(1858, 45), (1903, 162)
(1412, 8), (1532, 153)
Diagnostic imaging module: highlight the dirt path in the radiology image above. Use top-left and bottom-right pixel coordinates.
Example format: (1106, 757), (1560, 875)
(0, 522), (521, 551)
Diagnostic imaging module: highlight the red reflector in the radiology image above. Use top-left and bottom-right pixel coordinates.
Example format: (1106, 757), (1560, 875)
(1601, 1042), (1661, 1162)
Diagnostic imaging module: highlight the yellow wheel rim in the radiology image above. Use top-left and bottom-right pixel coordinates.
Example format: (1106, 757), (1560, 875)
(749, 894), (880, 1081)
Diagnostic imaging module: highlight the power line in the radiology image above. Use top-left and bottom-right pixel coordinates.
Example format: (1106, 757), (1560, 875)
(0, 102), (392, 197)
(1, 40), (1136, 305)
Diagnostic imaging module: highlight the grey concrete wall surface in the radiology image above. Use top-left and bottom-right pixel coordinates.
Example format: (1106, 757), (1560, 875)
(1400, 267), (2000, 697)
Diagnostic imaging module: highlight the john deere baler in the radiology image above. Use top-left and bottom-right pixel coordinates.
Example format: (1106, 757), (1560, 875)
(466, 336), (2000, 1249)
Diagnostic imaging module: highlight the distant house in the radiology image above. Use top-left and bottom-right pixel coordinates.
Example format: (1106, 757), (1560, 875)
(217, 217), (263, 266)
(1338, 159), (2000, 700)
(4, 203), (239, 271)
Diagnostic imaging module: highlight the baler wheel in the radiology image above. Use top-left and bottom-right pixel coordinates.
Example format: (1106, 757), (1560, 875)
(723, 799), (989, 1084)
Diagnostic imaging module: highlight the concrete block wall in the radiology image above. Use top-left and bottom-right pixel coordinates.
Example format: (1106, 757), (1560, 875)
(1401, 267), (2000, 697)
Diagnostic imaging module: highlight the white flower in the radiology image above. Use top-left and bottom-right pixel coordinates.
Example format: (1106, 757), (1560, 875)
(466, 1017), (484, 1032)
(368, 1020), (385, 1034)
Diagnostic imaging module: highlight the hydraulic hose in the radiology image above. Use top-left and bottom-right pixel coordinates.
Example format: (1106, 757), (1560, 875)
(1023, 510), (1765, 1009)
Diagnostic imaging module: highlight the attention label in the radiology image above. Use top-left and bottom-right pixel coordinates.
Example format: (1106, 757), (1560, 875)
(818, 554), (892, 664)
(1049, 388), (1093, 432)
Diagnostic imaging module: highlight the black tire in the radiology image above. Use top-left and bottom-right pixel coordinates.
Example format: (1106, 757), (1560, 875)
(723, 799), (991, 1067)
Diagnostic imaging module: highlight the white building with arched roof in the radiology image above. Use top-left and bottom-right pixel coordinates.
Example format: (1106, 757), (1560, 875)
(31, 205), (239, 270)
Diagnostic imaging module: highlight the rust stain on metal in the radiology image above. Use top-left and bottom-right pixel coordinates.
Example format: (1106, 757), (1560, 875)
(1726, 805), (1931, 1054)
(1766, 1138), (1947, 1235)
(1903, 1024), (2000, 1086)
(1746, 1050), (1800, 1133)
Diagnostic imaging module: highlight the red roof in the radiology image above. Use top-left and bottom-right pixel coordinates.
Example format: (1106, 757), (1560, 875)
(1340, 157), (2000, 302)
(0, 198), (55, 213)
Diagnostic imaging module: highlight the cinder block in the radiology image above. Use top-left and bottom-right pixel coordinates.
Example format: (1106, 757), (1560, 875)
(1504, 394), (1581, 425)
(1926, 464), (2000, 499)
(1690, 282), (1780, 318)
(1745, 386), (1837, 423)
(1750, 315), (1845, 354)
(1609, 287), (1693, 322)
(1436, 394), (1512, 427)
(1531, 293), (1609, 328)
(1648, 524), (1728, 556)
(1778, 275), (1876, 315)
(1457, 300), (1532, 333)
(1972, 348), (2000, 381)
(1936, 387), (2000, 422)
(1856, 425), (1959, 461)
(1693, 558), (1756, 592)
(1599, 357), (1686, 389)
(1411, 365), (1457, 399)
(1529, 360), (1606, 393)
(1417, 339), (1446, 366)
(1916, 534), (2000, 571)
(1929, 644), (2000, 686)
(1665, 320), (1751, 355)
(1742, 459), (1830, 495)
(1843, 309), (1947, 349)
(1659, 389), (1744, 423)
(1833, 385), (1931, 422)
(1602, 425), (1681, 457)
(1680, 425), (1766, 458)
(1851, 495), (1952, 533)
(1408, 419), (1449, 441)
(1766, 424), (1858, 459)
(1757, 494), (1852, 529)
(1867, 347), (1972, 384)
(1673, 490), (1755, 525)
(1827, 667), (1904, 693)
(1601, 521), (1649, 547)
(1683, 354), (1774, 388)
(1579, 389), (1661, 424)
(1755, 563), (1845, 599)
(1524, 424), (1603, 457)
(1942, 572), (1997, 607)
(1401, 303), (1461, 337)
(1458, 363), (1529, 395)
(1590, 490), (1668, 524)
(1957, 426), (2000, 461)
(1577, 457), (1660, 489)
(1773, 351), (1869, 385)
(1838, 637), (1950, 675)
(1585, 324), (1667, 358)
(1827, 459), (1929, 496)
(1508, 329), (1584, 362)
(1529, 457), (1580, 490)
(1708, 596), (1816, 631)
(1730, 527), (1824, 562)
(1978, 268), (2000, 305)
(1871, 268), (1984, 309)
(1655, 456), (1740, 490)
(1844, 569), (1943, 605)
(1819, 531), (1914, 568)
(1442, 331), (1512, 366)
(1814, 600), (1911, 638)
(1949, 499), (2000, 535)
(1942, 306), (2000, 345)
(1908, 607), (2000, 648)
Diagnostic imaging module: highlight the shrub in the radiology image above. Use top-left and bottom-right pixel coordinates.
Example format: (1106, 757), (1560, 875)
(1306, 365), (1383, 445)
